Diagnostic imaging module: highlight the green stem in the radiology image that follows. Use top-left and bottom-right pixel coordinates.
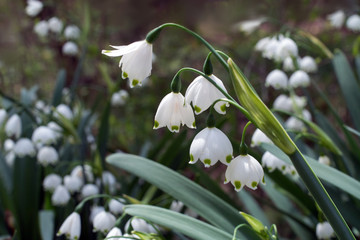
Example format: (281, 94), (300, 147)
(241, 121), (252, 145)
(75, 194), (122, 212)
(289, 150), (355, 240)
(151, 23), (229, 71)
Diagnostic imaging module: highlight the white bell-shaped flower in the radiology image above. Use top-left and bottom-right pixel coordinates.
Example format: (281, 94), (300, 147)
(272, 94), (292, 112)
(55, 104), (74, 120)
(81, 184), (99, 198)
(189, 127), (233, 167)
(64, 25), (81, 40)
(64, 175), (83, 193)
(275, 38), (298, 61)
(5, 152), (15, 167)
(346, 14), (360, 32)
(111, 90), (129, 107)
(5, 114), (22, 139)
(154, 92), (195, 133)
(0, 109), (7, 126)
(48, 17), (63, 34)
(4, 139), (15, 152)
(251, 129), (273, 147)
(93, 211), (116, 234)
(25, 0), (43, 17)
(71, 165), (94, 182)
(34, 20), (49, 37)
(282, 56), (298, 72)
(102, 40), (153, 88)
(109, 199), (124, 215)
(52, 185), (71, 206)
(125, 218), (156, 233)
(265, 69), (288, 90)
(43, 174), (62, 192)
(289, 70), (310, 88)
(37, 146), (59, 166)
(62, 42), (79, 56)
(261, 151), (289, 172)
(90, 205), (105, 222)
(57, 212), (81, 240)
(316, 221), (335, 240)
(106, 227), (123, 240)
(32, 126), (57, 148)
(285, 109), (311, 131)
(185, 74), (229, 115)
(254, 37), (270, 52)
(14, 138), (36, 158)
(170, 200), (184, 212)
(224, 154), (265, 191)
(263, 37), (281, 60)
(300, 56), (317, 73)
(102, 171), (117, 194)
(318, 155), (331, 166)
(327, 10), (345, 28)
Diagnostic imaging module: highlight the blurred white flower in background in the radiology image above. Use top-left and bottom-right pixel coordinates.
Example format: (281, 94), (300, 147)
(346, 14), (360, 32)
(5, 114), (22, 139)
(265, 69), (288, 90)
(316, 221), (335, 239)
(4, 139), (15, 152)
(25, 0), (43, 17)
(300, 56), (317, 73)
(318, 155), (331, 166)
(51, 185), (71, 206)
(62, 41), (79, 56)
(236, 17), (266, 34)
(71, 164), (94, 182)
(14, 138), (36, 157)
(289, 70), (310, 88)
(109, 199), (124, 215)
(93, 211), (116, 234)
(64, 25), (81, 40)
(55, 104), (74, 120)
(125, 218), (157, 234)
(34, 20), (49, 37)
(111, 90), (129, 107)
(43, 174), (62, 192)
(64, 175), (83, 193)
(37, 146), (59, 166)
(48, 17), (63, 34)
(32, 126), (57, 148)
(327, 10), (345, 28)
(251, 129), (273, 147)
(282, 56), (298, 72)
(275, 37), (298, 62)
(81, 184), (99, 198)
(106, 227), (123, 240)
(90, 205), (105, 222)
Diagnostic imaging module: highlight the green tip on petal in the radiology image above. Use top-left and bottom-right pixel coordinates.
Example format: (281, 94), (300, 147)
(194, 105), (201, 113)
(220, 104), (227, 113)
(226, 155), (233, 163)
(251, 181), (258, 188)
(171, 125), (179, 131)
(262, 176), (266, 184)
(192, 121), (196, 128)
(204, 159), (211, 166)
(103, 50), (111, 53)
(234, 181), (242, 190)
(154, 120), (159, 128)
(189, 154), (194, 162)
(281, 166), (286, 171)
(132, 79), (139, 86)
(122, 72), (128, 78)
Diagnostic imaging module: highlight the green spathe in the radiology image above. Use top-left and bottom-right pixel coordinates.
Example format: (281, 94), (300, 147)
(227, 58), (296, 155)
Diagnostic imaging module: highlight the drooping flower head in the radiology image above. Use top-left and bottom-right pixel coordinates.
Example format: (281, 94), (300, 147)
(102, 40), (153, 88)
(52, 185), (71, 206)
(346, 14), (360, 32)
(154, 92), (195, 132)
(189, 127), (233, 167)
(25, 0), (43, 17)
(251, 129), (273, 147)
(275, 37), (298, 62)
(37, 146), (59, 166)
(185, 74), (229, 115)
(5, 114), (22, 139)
(289, 70), (310, 88)
(93, 211), (116, 234)
(57, 212), (81, 240)
(327, 10), (345, 28)
(265, 69), (288, 90)
(300, 56), (317, 73)
(316, 221), (335, 239)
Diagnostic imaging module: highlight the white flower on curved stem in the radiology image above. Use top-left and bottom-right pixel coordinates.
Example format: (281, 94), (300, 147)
(93, 211), (116, 234)
(189, 127), (233, 167)
(34, 21), (49, 37)
(185, 74), (229, 115)
(265, 69), (288, 90)
(102, 40), (153, 88)
(81, 184), (99, 198)
(64, 25), (81, 40)
(251, 129), (273, 147)
(25, 0), (43, 17)
(300, 56), (317, 73)
(37, 146), (59, 166)
(62, 42), (79, 56)
(316, 221), (334, 239)
(327, 10), (345, 28)
(254, 37), (270, 52)
(14, 138), (36, 157)
(275, 38), (298, 61)
(52, 185), (71, 206)
(154, 92), (195, 132)
(43, 174), (62, 192)
(125, 218), (156, 233)
(346, 14), (360, 32)
(261, 151), (288, 173)
(48, 17), (63, 34)
(109, 199), (124, 215)
(224, 154), (265, 191)
(90, 205), (105, 222)
(289, 70), (310, 88)
(71, 165), (94, 182)
(106, 227), (123, 240)
(5, 114), (22, 139)
(262, 36), (281, 60)
(32, 126), (57, 148)
(282, 56), (298, 72)
(64, 175), (83, 193)
(57, 212), (81, 240)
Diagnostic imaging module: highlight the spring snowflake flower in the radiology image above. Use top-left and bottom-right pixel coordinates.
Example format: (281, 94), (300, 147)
(263, 37), (281, 60)
(327, 10), (345, 28)
(189, 127), (233, 167)
(346, 14), (360, 32)
(52, 185), (71, 206)
(5, 114), (22, 139)
(48, 17), (63, 34)
(102, 40), (153, 87)
(37, 146), (59, 166)
(125, 218), (157, 233)
(43, 174), (62, 192)
(170, 200), (184, 212)
(289, 70), (310, 88)
(254, 37), (270, 52)
(64, 25), (81, 40)
(237, 17), (266, 34)
(81, 184), (99, 198)
(55, 104), (74, 120)
(14, 138), (36, 158)
(34, 20), (49, 37)
(300, 56), (317, 73)
(285, 109), (311, 131)
(282, 56), (298, 72)
(25, 0), (43, 17)
(32, 126), (57, 148)
(265, 69), (288, 90)
(0, 109), (7, 126)
(62, 42), (79, 56)
(93, 211), (116, 234)
(185, 74), (229, 115)
(316, 222), (335, 239)
(102, 171), (117, 194)
(48, 121), (63, 139)
(111, 90), (129, 106)
(4, 139), (14, 152)
(154, 92), (195, 132)
(251, 129), (273, 147)
(71, 165), (94, 182)
(106, 227), (123, 240)
(109, 199), (124, 215)
(64, 175), (83, 193)
(224, 154), (265, 191)
(275, 38), (298, 61)
(273, 94), (307, 112)
(57, 212), (81, 240)
(90, 206), (105, 223)
(318, 155), (331, 166)
(262, 151), (290, 173)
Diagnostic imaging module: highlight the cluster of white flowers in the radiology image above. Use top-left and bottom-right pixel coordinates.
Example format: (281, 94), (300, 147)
(327, 10), (360, 32)
(255, 35), (298, 62)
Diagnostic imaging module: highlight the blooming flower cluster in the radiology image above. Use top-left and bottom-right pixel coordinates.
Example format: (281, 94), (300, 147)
(327, 10), (360, 32)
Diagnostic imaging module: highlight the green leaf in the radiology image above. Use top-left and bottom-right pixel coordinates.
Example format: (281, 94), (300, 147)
(261, 143), (360, 200)
(39, 210), (54, 240)
(124, 204), (233, 240)
(107, 153), (260, 239)
(356, 55), (360, 80)
(333, 50), (360, 131)
(51, 69), (66, 107)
